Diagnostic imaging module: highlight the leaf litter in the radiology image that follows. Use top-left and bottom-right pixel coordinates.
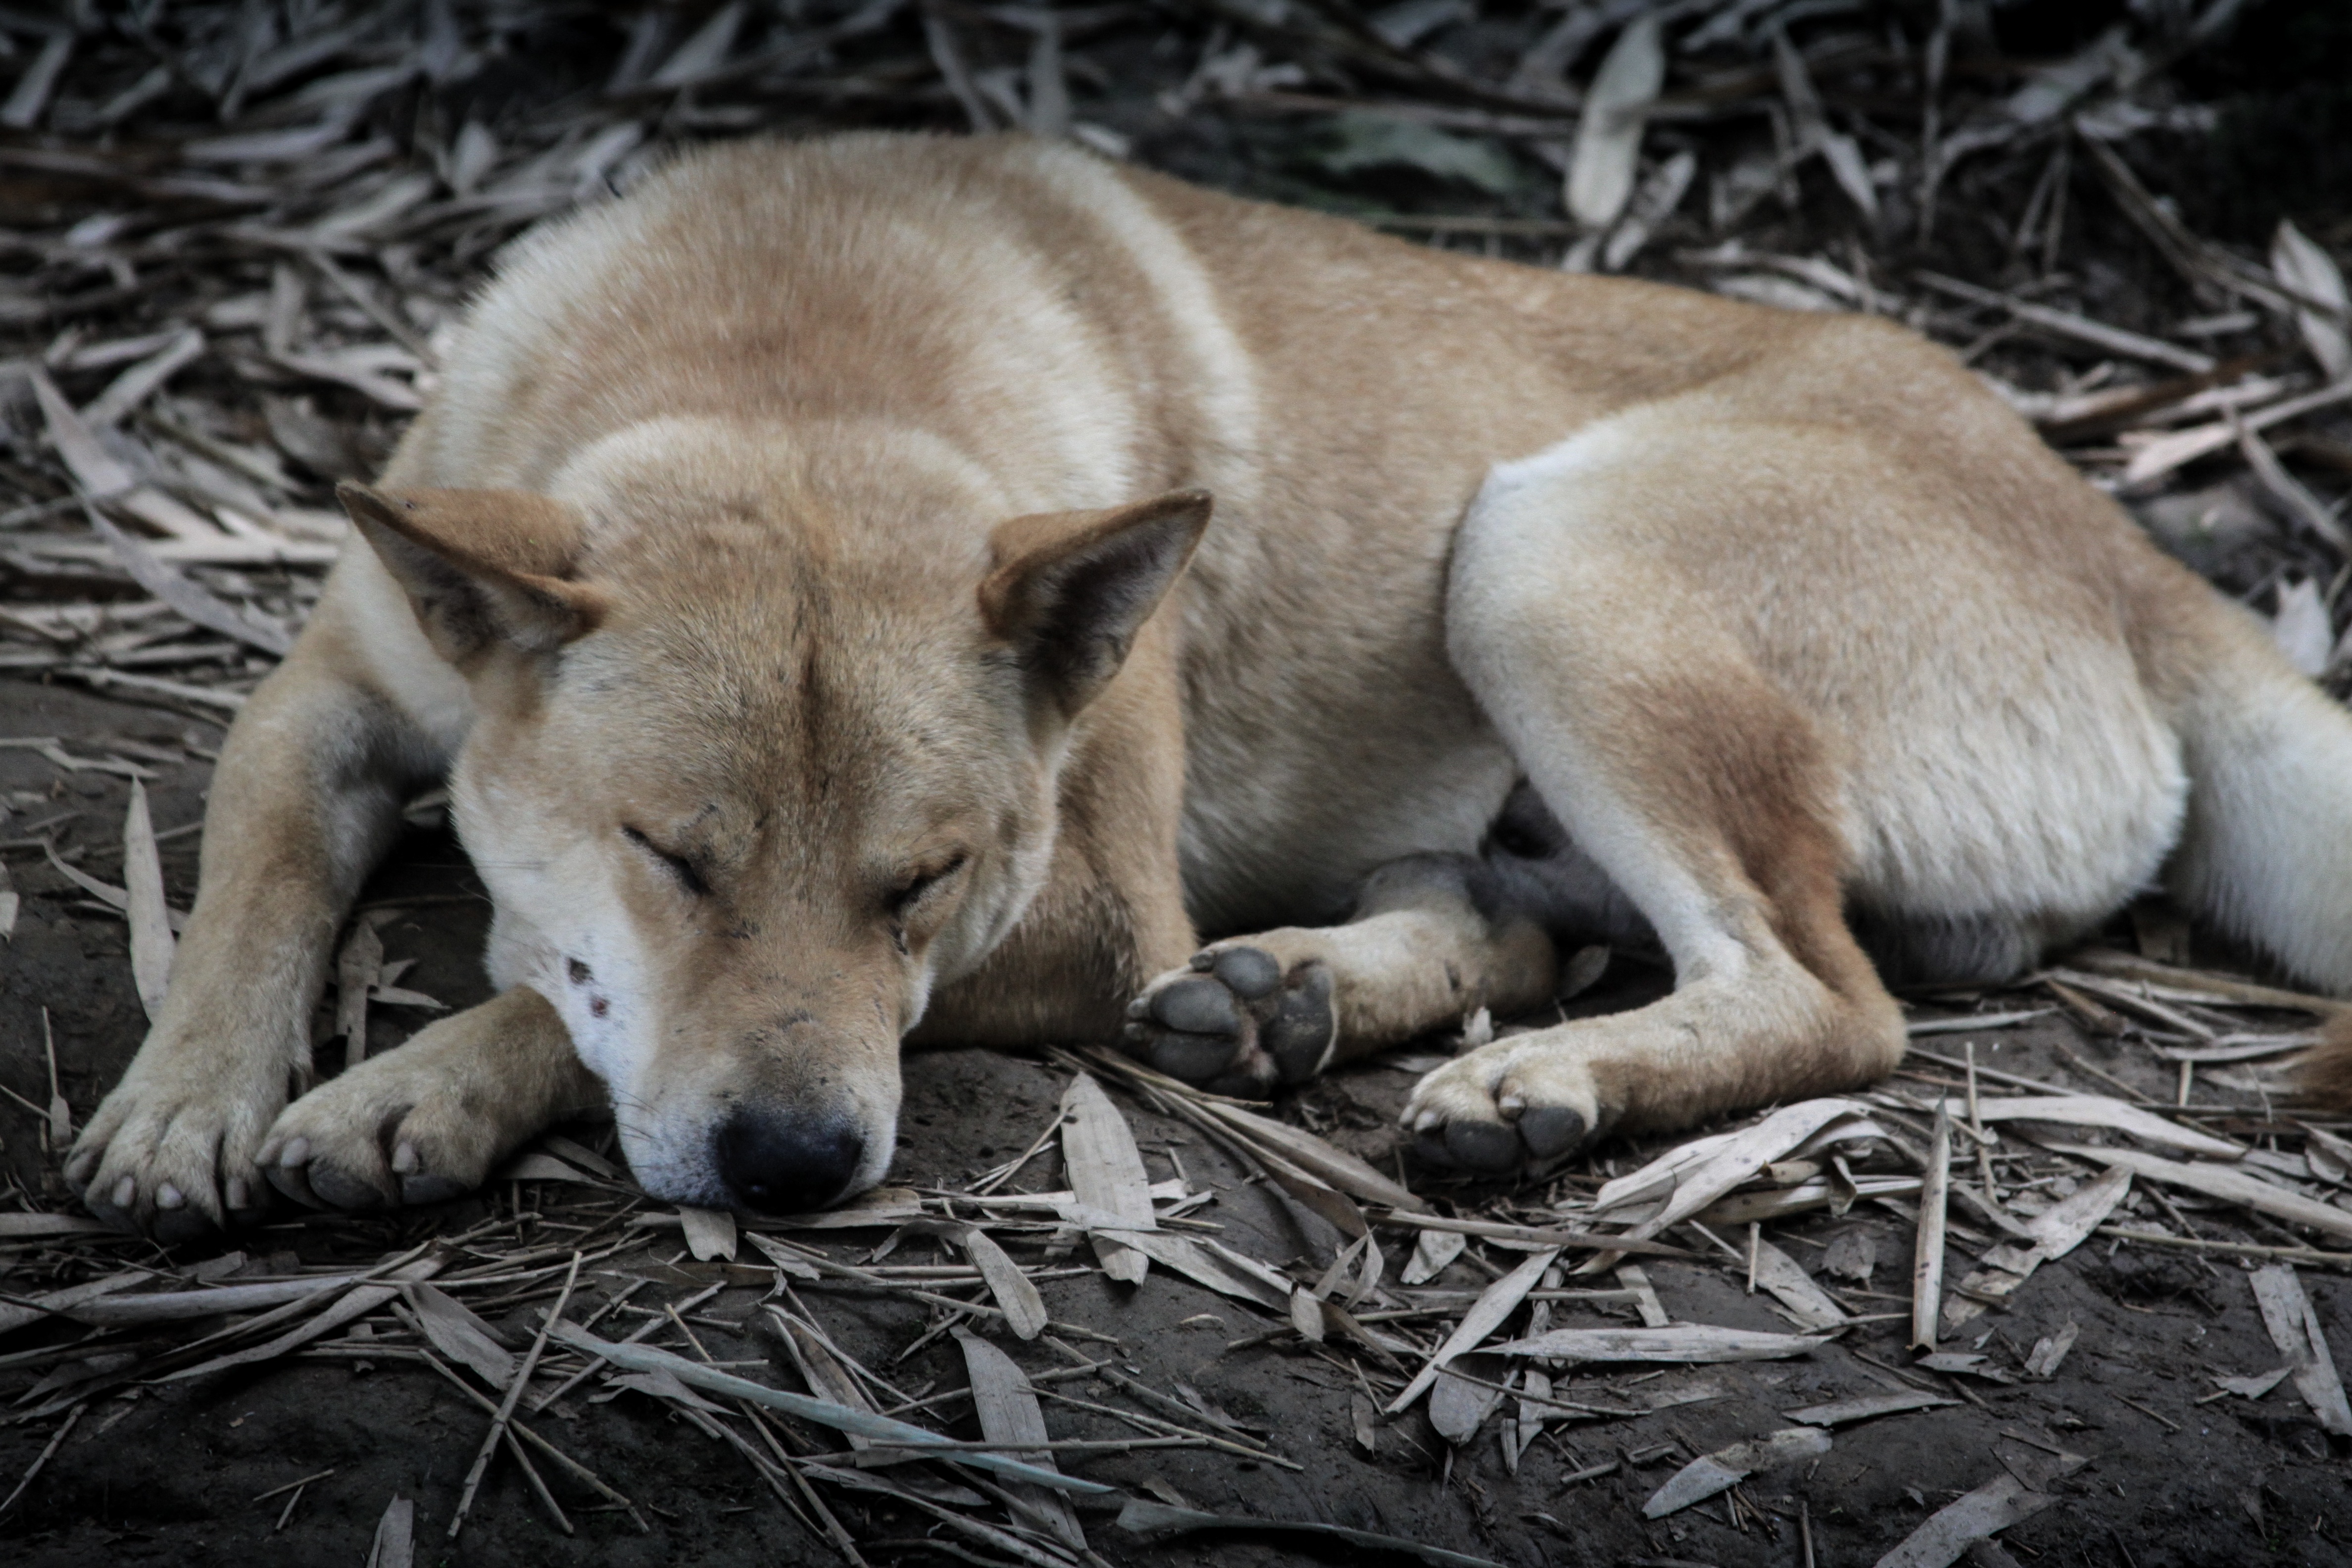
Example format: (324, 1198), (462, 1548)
(3, 1), (2352, 1563)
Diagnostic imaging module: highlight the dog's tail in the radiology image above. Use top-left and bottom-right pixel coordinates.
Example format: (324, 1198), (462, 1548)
(2154, 583), (2352, 1100)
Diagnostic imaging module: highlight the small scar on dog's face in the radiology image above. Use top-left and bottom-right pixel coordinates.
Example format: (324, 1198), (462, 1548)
(565, 957), (611, 1016)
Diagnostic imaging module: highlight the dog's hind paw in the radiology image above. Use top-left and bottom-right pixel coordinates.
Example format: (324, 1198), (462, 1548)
(1122, 945), (1337, 1096)
(1399, 1036), (1601, 1174)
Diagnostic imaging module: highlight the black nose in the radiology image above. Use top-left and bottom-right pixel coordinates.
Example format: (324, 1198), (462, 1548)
(714, 1108), (862, 1214)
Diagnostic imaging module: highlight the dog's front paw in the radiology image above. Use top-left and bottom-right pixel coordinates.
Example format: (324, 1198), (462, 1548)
(1121, 945), (1336, 1096)
(256, 1012), (522, 1211)
(66, 1054), (282, 1243)
(1400, 1037), (1599, 1174)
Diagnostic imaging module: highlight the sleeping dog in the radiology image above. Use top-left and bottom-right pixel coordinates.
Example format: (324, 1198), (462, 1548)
(67, 134), (2352, 1238)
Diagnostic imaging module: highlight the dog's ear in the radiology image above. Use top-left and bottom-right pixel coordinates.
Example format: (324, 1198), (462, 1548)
(338, 482), (610, 660)
(979, 489), (1212, 717)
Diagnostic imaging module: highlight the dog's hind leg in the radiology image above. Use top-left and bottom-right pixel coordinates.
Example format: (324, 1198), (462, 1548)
(256, 986), (601, 1210)
(1400, 455), (1906, 1171)
(1123, 853), (1564, 1097)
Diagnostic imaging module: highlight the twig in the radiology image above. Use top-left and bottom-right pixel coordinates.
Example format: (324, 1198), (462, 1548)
(415, 1347), (648, 1531)
(450, 1250), (581, 1540)
(0, 1403), (82, 1517)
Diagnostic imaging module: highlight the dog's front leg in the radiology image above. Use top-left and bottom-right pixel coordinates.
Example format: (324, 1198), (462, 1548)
(256, 986), (599, 1209)
(65, 616), (448, 1239)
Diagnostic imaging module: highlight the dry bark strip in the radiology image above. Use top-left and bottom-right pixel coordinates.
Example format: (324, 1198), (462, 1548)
(1912, 1104), (1953, 1351)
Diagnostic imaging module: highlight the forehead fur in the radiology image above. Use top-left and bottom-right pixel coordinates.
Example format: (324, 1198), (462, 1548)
(514, 419), (1033, 832)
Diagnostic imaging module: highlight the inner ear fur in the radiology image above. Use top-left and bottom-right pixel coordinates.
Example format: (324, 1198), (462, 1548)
(338, 481), (610, 659)
(979, 489), (1213, 717)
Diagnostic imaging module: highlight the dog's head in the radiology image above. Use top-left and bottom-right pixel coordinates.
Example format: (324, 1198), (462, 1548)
(339, 439), (1207, 1214)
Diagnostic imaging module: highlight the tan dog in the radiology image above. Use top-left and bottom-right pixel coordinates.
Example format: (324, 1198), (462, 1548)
(66, 133), (2352, 1238)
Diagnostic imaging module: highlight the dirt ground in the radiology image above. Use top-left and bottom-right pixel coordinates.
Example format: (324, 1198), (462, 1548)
(5, 1), (2352, 1563)
(7, 678), (2352, 1568)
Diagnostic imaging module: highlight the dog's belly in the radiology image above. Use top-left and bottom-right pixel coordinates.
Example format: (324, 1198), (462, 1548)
(1175, 683), (1519, 936)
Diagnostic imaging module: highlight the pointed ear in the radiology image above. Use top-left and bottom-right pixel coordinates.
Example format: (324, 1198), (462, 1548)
(978, 489), (1212, 717)
(338, 482), (610, 660)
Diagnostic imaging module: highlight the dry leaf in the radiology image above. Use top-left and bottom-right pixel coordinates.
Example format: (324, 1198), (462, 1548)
(1566, 13), (1663, 229)
(335, 914), (383, 1068)
(1934, 1094), (2242, 1159)
(2040, 1143), (2352, 1244)
(2272, 219), (2351, 381)
(679, 1206), (737, 1262)
(1643, 1426), (1830, 1518)
(1114, 1497), (1501, 1568)
(365, 1496), (414, 1568)
(1942, 1167), (2129, 1334)
(1487, 1324), (1827, 1363)
(496, 1151), (597, 1183)
(2249, 1264), (2352, 1435)
(954, 1328), (1087, 1553)
(0, 1269), (149, 1336)
(2213, 1366), (2291, 1399)
(404, 1282), (517, 1388)
(1403, 1226), (1467, 1284)
(962, 1226), (1047, 1340)
(122, 779), (173, 1019)
(1604, 1099), (1877, 1240)
(1871, 1473), (2053, 1568)
(166, 1258), (443, 1382)
(2024, 1320), (2081, 1379)
(1429, 1352), (1509, 1445)
(1783, 1389), (1956, 1426)
(1060, 1073), (1153, 1284)
(1823, 1229), (1878, 1284)
(553, 1324), (1113, 1495)
(2272, 577), (2335, 678)
(1747, 1237), (1848, 1331)
(1387, 1248), (1560, 1414)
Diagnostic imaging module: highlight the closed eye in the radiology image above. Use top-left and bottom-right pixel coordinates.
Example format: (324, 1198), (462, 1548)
(622, 825), (711, 898)
(888, 853), (968, 919)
